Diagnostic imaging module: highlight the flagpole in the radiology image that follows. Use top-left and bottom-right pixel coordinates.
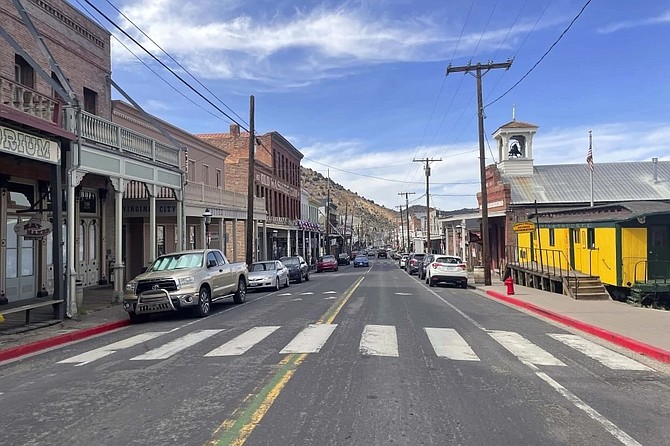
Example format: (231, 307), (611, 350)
(589, 130), (594, 207)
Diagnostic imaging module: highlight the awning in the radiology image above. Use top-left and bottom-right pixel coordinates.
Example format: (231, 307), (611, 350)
(295, 220), (320, 231)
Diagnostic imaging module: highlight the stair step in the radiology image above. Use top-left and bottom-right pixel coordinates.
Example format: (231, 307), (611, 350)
(573, 292), (610, 301)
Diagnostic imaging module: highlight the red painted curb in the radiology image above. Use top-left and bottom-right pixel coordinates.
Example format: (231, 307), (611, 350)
(486, 290), (670, 365)
(0, 319), (130, 363)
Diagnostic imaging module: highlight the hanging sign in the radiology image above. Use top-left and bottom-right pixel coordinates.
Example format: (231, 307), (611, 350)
(14, 215), (53, 240)
(513, 221), (535, 233)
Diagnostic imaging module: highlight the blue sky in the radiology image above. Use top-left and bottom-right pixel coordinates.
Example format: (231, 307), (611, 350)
(75, 0), (670, 212)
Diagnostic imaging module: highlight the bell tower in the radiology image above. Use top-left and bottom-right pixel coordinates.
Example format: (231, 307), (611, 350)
(493, 112), (538, 177)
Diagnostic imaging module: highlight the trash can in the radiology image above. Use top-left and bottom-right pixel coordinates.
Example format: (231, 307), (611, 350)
(473, 266), (485, 284)
(75, 280), (84, 312)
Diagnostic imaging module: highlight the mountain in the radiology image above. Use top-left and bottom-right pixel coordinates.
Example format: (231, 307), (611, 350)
(300, 167), (398, 235)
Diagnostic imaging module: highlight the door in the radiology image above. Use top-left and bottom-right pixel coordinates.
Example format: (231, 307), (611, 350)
(648, 225), (669, 279)
(77, 218), (100, 287)
(5, 216), (36, 301)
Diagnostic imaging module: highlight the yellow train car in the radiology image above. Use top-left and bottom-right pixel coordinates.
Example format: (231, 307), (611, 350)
(515, 202), (670, 300)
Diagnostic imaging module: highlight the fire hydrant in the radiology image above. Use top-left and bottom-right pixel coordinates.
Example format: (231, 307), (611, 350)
(504, 276), (515, 295)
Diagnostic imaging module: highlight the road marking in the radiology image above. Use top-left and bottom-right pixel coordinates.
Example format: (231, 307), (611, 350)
(425, 327), (479, 361)
(279, 324), (337, 354)
(205, 327), (280, 357)
(324, 296), (337, 300)
(323, 291), (337, 294)
(58, 332), (167, 365)
(394, 292), (412, 296)
(211, 276), (364, 445)
(488, 330), (565, 366)
(300, 292), (314, 295)
(130, 329), (222, 361)
(359, 325), (399, 357)
(278, 293), (291, 296)
(548, 333), (652, 371)
(290, 298), (303, 301)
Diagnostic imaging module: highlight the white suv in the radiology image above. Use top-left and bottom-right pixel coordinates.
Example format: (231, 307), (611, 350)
(425, 255), (468, 289)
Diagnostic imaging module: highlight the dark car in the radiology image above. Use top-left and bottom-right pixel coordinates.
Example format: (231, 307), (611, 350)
(279, 256), (310, 283)
(407, 253), (426, 275)
(337, 253), (350, 265)
(317, 255), (339, 272)
(418, 254), (435, 280)
(353, 254), (369, 268)
(377, 249), (387, 258)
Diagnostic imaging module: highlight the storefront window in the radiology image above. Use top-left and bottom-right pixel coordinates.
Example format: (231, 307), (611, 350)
(6, 217), (18, 278)
(88, 221), (97, 260)
(78, 220), (85, 262)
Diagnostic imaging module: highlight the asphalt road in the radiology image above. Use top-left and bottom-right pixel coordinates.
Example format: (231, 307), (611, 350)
(1, 258), (668, 446)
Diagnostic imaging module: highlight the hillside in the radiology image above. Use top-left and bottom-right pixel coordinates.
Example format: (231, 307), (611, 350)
(300, 167), (398, 234)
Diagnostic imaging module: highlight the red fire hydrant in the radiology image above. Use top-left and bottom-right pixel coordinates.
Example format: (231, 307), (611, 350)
(504, 276), (515, 295)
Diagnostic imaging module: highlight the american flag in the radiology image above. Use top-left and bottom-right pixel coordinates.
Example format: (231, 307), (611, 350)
(586, 144), (594, 172)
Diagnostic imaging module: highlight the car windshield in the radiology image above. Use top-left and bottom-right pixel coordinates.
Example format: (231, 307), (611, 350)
(355, 255), (367, 259)
(280, 257), (299, 266)
(148, 253), (202, 271)
(321, 256), (335, 261)
(250, 262), (276, 272)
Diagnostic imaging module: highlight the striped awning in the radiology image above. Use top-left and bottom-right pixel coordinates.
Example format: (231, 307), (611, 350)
(296, 220), (320, 231)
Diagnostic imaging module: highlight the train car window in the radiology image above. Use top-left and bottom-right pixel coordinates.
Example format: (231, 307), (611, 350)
(549, 228), (555, 247)
(587, 228), (596, 249)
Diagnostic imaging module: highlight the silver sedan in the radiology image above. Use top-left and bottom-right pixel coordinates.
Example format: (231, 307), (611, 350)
(248, 260), (290, 291)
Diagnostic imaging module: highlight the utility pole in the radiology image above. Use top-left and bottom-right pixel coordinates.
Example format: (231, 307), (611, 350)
(447, 59), (513, 285)
(396, 205), (405, 251)
(325, 169), (331, 255)
(245, 95), (255, 266)
(398, 192), (415, 252)
(413, 158), (442, 254)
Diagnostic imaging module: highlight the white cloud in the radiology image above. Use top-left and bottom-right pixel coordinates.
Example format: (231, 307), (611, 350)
(597, 10), (670, 34)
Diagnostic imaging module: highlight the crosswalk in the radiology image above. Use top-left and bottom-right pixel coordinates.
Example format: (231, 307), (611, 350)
(57, 324), (653, 372)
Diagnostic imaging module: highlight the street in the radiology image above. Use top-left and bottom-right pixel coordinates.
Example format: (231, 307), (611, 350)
(1, 259), (668, 446)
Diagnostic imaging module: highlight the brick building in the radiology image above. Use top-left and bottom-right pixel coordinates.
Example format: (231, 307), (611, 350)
(199, 124), (313, 261)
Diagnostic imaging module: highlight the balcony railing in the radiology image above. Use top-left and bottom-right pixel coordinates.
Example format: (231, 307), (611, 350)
(185, 182), (266, 213)
(64, 110), (181, 169)
(0, 75), (61, 125)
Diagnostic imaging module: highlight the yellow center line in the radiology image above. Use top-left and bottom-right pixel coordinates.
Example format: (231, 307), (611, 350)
(208, 275), (365, 446)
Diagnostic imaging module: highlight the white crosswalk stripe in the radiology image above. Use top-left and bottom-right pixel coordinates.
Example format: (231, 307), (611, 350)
(359, 325), (399, 357)
(489, 330), (566, 366)
(58, 332), (167, 365)
(279, 324), (337, 354)
(425, 327), (480, 361)
(205, 326), (280, 357)
(130, 329), (223, 361)
(548, 333), (652, 371)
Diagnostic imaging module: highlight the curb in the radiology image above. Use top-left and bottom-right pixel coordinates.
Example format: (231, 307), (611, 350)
(0, 319), (130, 363)
(486, 290), (670, 365)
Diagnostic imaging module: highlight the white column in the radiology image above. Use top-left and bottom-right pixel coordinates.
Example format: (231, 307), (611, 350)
(460, 218), (467, 261)
(262, 220), (268, 260)
(113, 178), (125, 303)
(148, 184), (156, 262)
(176, 190), (184, 251)
(287, 229), (292, 257)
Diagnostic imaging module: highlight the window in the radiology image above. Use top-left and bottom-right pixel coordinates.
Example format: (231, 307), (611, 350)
(203, 164), (209, 185)
(14, 55), (34, 88)
(548, 228), (555, 247)
(216, 169), (222, 187)
(573, 229), (580, 244)
(188, 160), (196, 182)
(78, 220), (85, 262)
(157, 225), (165, 257)
(83, 87), (97, 114)
(586, 228), (596, 249)
(88, 221), (97, 260)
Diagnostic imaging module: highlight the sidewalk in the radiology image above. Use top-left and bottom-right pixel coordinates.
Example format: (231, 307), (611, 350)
(2, 279), (670, 364)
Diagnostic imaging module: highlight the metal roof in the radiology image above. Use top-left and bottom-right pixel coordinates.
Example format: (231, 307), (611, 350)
(532, 201), (670, 224)
(503, 160), (670, 205)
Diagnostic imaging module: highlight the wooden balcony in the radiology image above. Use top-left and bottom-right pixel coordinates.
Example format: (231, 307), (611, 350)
(185, 182), (266, 214)
(63, 110), (181, 169)
(0, 75), (61, 125)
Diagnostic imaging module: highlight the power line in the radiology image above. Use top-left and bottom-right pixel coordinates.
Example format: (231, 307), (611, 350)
(81, 0), (248, 131)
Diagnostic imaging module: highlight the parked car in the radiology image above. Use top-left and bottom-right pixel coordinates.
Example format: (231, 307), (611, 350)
(377, 249), (388, 258)
(399, 253), (409, 269)
(425, 255), (468, 288)
(279, 256), (310, 283)
(123, 249), (248, 322)
(407, 253), (426, 275)
(248, 260), (289, 291)
(337, 253), (351, 265)
(353, 254), (370, 268)
(418, 254), (435, 280)
(317, 255), (339, 272)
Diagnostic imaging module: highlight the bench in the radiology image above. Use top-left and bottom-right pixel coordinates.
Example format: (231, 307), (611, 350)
(0, 299), (64, 324)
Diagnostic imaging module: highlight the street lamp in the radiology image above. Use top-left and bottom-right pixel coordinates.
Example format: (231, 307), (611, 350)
(203, 208), (212, 249)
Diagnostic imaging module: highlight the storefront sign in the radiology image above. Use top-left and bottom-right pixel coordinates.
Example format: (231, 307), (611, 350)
(1, 125), (60, 164)
(13, 215), (53, 240)
(122, 200), (178, 217)
(513, 221), (535, 233)
(255, 172), (299, 198)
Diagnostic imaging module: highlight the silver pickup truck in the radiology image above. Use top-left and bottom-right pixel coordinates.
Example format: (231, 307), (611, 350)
(123, 249), (248, 323)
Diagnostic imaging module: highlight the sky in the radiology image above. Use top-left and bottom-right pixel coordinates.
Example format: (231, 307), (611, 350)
(73, 0), (670, 212)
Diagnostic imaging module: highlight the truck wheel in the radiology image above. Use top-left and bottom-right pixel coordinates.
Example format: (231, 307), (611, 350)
(193, 286), (211, 317)
(233, 278), (247, 304)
